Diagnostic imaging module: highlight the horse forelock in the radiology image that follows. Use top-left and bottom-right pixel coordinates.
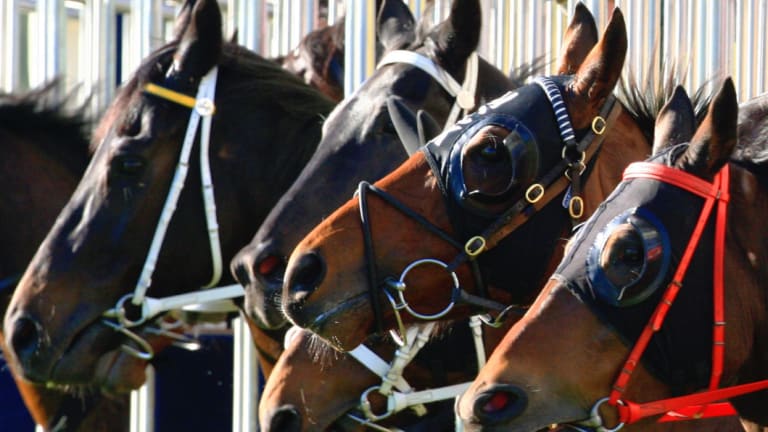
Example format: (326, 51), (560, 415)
(616, 61), (715, 145)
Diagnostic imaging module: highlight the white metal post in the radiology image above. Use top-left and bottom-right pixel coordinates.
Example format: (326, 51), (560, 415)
(232, 316), (259, 432)
(35, 0), (65, 90)
(1, 0), (21, 91)
(81, 0), (116, 115)
(228, 0), (265, 53)
(128, 0), (163, 79)
(130, 365), (156, 432)
(344, 0), (376, 96)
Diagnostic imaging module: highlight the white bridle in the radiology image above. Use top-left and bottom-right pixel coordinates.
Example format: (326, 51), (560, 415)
(298, 315), (487, 430)
(103, 66), (244, 359)
(376, 49), (479, 130)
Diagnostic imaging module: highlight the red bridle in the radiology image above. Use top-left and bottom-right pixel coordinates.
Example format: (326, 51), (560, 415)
(601, 161), (768, 425)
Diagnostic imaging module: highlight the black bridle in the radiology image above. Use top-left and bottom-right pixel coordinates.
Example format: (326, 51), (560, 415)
(358, 77), (623, 338)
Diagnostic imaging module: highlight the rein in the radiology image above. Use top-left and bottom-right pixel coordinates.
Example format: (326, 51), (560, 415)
(102, 67), (244, 359)
(579, 162), (766, 430)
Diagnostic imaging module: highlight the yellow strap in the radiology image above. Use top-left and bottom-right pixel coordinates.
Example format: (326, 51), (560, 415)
(144, 83), (198, 109)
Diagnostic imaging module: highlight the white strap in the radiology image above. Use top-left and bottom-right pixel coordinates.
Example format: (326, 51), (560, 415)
(388, 382), (471, 413)
(348, 344), (412, 392)
(132, 67), (221, 305)
(376, 50), (479, 131)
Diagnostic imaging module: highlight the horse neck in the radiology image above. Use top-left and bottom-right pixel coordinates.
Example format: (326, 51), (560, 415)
(581, 107), (651, 219)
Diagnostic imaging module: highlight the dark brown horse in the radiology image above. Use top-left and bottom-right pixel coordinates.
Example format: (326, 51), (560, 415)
(0, 83), (132, 431)
(457, 78), (768, 432)
(279, 8), (656, 351)
(3, 0), (332, 394)
(274, 16), (346, 102)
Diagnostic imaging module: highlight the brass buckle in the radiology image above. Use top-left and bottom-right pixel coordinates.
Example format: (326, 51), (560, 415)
(525, 183), (544, 204)
(592, 115), (607, 135)
(568, 196), (584, 219)
(464, 236), (486, 257)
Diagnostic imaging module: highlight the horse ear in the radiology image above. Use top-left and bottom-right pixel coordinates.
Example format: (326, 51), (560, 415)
(376, 0), (417, 52)
(172, 0), (195, 40)
(431, 0), (481, 70)
(229, 28), (239, 44)
(387, 97), (422, 155)
(652, 86), (695, 154)
(417, 109), (441, 144)
(170, 0), (223, 80)
(555, 2), (598, 75)
(675, 78), (738, 178)
(567, 8), (627, 127)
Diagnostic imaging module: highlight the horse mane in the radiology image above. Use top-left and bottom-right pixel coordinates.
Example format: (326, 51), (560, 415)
(217, 43), (335, 117)
(615, 62), (714, 145)
(0, 80), (91, 174)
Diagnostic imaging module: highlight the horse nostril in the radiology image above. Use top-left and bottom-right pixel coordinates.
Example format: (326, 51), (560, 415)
(472, 385), (528, 425)
(268, 405), (302, 432)
(286, 252), (325, 298)
(9, 316), (41, 363)
(256, 254), (285, 282)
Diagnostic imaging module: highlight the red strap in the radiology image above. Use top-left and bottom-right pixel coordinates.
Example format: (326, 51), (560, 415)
(620, 379), (768, 424)
(657, 403), (737, 422)
(608, 164), (750, 424)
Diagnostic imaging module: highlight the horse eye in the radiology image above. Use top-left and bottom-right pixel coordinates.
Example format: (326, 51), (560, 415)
(114, 155), (146, 176)
(599, 227), (645, 288)
(480, 142), (504, 161)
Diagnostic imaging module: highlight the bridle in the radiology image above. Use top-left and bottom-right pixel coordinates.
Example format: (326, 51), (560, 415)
(577, 161), (768, 430)
(318, 47), (484, 430)
(357, 77), (623, 344)
(102, 66), (244, 359)
(377, 49), (479, 132)
(342, 76), (620, 430)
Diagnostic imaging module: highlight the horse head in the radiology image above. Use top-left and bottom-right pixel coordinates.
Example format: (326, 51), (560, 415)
(231, 0), (522, 332)
(277, 8), (647, 351)
(3, 0), (331, 392)
(457, 78), (763, 431)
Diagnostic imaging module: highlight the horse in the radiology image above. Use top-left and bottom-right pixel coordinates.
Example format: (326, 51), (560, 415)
(262, 5), (743, 432)
(232, 0), (529, 334)
(273, 16), (346, 102)
(278, 6), (663, 352)
(0, 82), (132, 431)
(254, 3), (597, 430)
(3, 0), (333, 395)
(456, 78), (768, 432)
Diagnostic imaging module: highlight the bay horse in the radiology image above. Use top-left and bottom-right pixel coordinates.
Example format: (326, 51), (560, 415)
(0, 82), (131, 430)
(274, 16), (346, 102)
(457, 78), (768, 432)
(232, 0), (529, 334)
(279, 7), (657, 351)
(255, 3), (597, 430)
(259, 4), (739, 431)
(3, 0), (333, 393)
